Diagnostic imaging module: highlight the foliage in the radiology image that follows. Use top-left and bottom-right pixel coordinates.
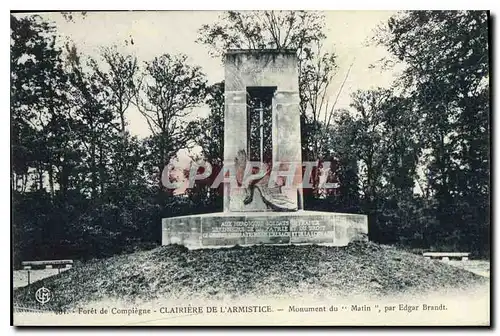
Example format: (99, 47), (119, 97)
(11, 14), (207, 265)
(331, 11), (490, 256)
(309, 11), (489, 257)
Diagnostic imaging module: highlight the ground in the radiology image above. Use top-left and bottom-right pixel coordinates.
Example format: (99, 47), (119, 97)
(13, 241), (489, 312)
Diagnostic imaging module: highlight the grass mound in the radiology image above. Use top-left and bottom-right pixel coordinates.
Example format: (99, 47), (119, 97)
(13, 241), (488, 310)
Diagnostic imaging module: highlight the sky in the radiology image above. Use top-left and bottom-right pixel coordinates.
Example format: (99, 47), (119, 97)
(27, 10), (401, 138)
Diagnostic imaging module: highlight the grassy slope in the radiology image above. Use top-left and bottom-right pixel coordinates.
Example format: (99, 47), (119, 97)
(13, 241), (488, 310)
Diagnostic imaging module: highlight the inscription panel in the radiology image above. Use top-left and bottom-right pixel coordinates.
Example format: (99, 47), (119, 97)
(163, 213), (368, 248)
(201, 216), (338, 246)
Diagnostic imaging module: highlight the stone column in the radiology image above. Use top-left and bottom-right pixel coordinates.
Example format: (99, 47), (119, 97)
(273, 90), (303, 210)
(224, 90), (247, 212)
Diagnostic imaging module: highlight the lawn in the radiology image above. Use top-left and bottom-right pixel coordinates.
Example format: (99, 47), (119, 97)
(13, 240), (488, 311)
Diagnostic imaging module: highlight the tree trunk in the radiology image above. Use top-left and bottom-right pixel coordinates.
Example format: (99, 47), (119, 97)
(38, 164), (44, 191)
(99, 145), (105, 197)
(90, 143), (97, 199)
(48, 164), (54, 197)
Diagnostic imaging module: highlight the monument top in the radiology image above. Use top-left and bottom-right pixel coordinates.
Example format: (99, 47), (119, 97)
(224, 49), (299, 92)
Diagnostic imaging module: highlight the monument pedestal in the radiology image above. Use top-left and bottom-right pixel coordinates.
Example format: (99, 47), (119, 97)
(162, 211), (368, 249)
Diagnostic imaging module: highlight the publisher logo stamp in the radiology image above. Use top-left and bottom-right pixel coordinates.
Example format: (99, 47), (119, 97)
(35, 287), (51, 305)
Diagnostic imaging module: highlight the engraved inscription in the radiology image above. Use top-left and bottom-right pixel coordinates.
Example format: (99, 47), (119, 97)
(201, 218), (335, 245)
(290, 218), (334, 243)
(202, 220), (290, 239)
(240, 67), (285, 74)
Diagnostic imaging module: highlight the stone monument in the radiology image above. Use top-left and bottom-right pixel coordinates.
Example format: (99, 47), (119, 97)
(162, 49), (368, 249)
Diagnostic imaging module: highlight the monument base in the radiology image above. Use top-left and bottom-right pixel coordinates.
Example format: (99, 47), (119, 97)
(162, 211), (368, 249)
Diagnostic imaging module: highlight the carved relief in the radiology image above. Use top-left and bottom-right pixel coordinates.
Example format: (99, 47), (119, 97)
(235, 150), (297, 212)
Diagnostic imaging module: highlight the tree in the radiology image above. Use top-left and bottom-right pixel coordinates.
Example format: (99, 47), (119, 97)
(90, 47), (138, 133)
(11, 14), (208, 263)
(197, 81), (224, 168)
(300, 42), (338, 162)
(187, 81), (225, 211)
(87, 47), (142, 195)
(11, 14), (91, 263)
(197, 11), (337, 137)
(374, 10), (490, 255)
(350, 89), (424, 242)
(306, 108), (361, 213)
(197, 11), (325, 56)
(348, 89), (393, 218)
(65, 45), (119, 199)
(11, 14), (73, 194)
(134, 54), (208, 188)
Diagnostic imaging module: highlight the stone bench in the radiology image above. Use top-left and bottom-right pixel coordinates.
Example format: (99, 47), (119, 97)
(22, 259), (73, 270)
(423, 252), (470, 261)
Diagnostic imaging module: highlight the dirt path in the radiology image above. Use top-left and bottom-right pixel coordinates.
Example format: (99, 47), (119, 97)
(442, 260), (490, 278)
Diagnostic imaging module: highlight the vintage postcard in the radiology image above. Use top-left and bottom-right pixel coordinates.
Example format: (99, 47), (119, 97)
(11, 10), (490, 326)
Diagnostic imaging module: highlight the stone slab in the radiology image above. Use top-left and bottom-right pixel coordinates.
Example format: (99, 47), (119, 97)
(162, 211), (368, 249)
